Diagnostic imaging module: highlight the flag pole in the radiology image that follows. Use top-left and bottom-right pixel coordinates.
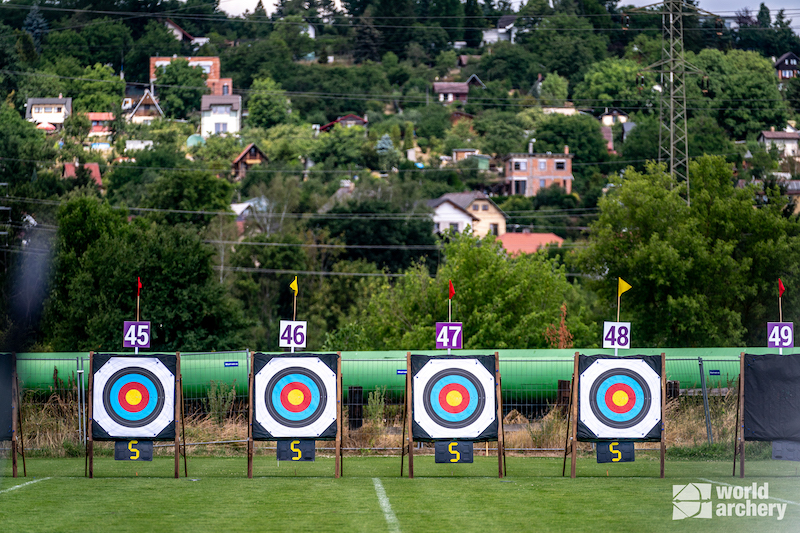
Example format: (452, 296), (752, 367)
(779, 294), (783, 323)
(616, 293), (621, 323)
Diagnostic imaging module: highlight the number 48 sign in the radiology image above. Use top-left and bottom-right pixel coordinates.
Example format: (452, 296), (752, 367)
(603, 322), (631, 350)
(279, 320), (307, 349)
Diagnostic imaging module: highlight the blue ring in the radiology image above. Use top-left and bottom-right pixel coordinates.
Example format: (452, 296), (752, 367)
(270, 373), (321, 422)
(109, 374), (158, 421)
(428, 375), (479, 423)
(595, 375), (644, 423)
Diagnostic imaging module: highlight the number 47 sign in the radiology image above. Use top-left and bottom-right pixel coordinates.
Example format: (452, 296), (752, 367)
(603, 322), (631, 350)
(435, 322), (462, 350)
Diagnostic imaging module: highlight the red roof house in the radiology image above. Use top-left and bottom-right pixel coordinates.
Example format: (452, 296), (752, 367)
(497, 232), (563, 255)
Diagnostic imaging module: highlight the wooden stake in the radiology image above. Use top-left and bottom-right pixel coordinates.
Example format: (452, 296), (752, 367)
(179, 352), (187, 478)
(660, 352), (666, 479)
(15, 357), (26, 477)
(247, 350), (254, 479)
(738, 352), (746, 479)
(616, 293), (621, 322)
(174, 353), (181, 479)
(400, 379), (407, 477)
(335, 352), (342, 479)
(406, 352), (414, 479)
(570, 352), (579, 479)
(11, 353), (17, 478)
(293, 293), (297, 322)
(88, 351), (94, 479)
(732, 357), (741, 477)
(562, 367), (574, 477)
(780, 295), (783, 323)
(495, 352), (504, 478)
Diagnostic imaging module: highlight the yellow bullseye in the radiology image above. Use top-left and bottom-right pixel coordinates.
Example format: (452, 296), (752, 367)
(446, 390), (463, 407)
(125, 389), (143, 406)
(287, 389), (305, 406)
(612, 390), (629, 407)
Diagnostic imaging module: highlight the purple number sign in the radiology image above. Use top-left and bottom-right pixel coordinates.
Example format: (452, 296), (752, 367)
(435, 322), (463, 350)
(767, 322), (794, 348)
(123, 321), (151, 348)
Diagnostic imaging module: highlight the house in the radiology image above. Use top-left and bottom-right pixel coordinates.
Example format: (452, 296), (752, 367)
(433, 75), (485, 104)
(232, 143), (268, 181)
(85, 112), (113, 139)
(200, 95), (242, 137)
(599, 108), (628, 127)
(161, 17), (209, 48)
(758, 128), (800, 158)
(25, 96), (72, 128)
(319, 114), (368, 132)
(452, 148), (479, 163)
(126, 89), (164, 125)
(600, 126), (615, 155)
(428, 191), (507, 237)
(149, 56), (232, 96)
(497, 232), (564, 255)
(541, 104), (585, 117)
(775, 52), (799, 81)
(482, 15), (518, 46)
(503, 146), (574, 197)
(63, 162), (103, 187)
(457, 55), (480, 68)
(449, 110), (474, 126)
(125, 140), (153, 152)
(122, 85), (145, 111)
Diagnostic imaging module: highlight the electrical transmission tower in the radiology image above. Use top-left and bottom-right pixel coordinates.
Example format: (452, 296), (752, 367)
(629, 1), (719, 207)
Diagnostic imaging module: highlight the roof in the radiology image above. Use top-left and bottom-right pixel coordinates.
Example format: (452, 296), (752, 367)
(775, 52), (800, 66)
(426, 198), (480, 221)
(465, 74), (486, 88)
(232, 143), (267, 165)
(129, 89), (164, 117)
(599, 107), (628, 117)
(433, 82), (469, 94)
(63, 163), (102, 187)
(162, 17), (194, 40)
(433, 191), (507, 218)
(504, 152), (574, 159)
(600, 126), (614, 151)
(759, 131), (800, 140)
(498, 15), (517, 29)
(201, 95), (241, 111)
(25, 97), (72, 119)
(85, 112), (114, 121)
(497, 232), (564, 255)
(320, 113), (368, 132)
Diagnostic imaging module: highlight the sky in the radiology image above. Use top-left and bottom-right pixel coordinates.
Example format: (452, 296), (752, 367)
(218, 0), (800, 18)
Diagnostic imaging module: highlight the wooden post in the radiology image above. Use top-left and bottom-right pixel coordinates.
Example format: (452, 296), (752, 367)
(660, 352), (666, 479)
(738, 352), (746, 478)
(179, 352), (187, 478)
(406, 352), (414, 479)
(16, 359), (26, 478)
(570, 352), (579, 479)
(247, 350), (254, 479)
(11, 353), (18, 478)
(88, 351), (94, 479)
(562, 364), (574, 477)
(335, 352), (342, 479)
(400, 373), (407, 477)
(495, 352), (504, 478)
(174, 353), (181, 479)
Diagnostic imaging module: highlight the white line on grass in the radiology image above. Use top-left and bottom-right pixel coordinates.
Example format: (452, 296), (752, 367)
(698, 478), (800, 506)
(0, 477), (51, 494)
(372, 478), (401, 533)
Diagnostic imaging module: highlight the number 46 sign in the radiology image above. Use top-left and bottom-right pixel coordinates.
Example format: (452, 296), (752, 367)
(603, 321), (631, 350)
(279, 320), (307, 349)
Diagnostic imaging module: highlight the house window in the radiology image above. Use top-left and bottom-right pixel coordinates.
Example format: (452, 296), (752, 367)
(449, 223), (459, 233)
(447, 93), (454, 102)
(539, 160), (546, 170)
(222, 84), (229, 95)
(439, 93), (444, 102)
(472, 204), (480, 211)
(144, 104), (152, 111)
(143, 119), (152, 125)
(212, 105), (230, 115)
(540, 179), (546, 188)
(513, 160), (527, 171)
(434, 223), (440, 232)
(44, 107), (52, 113)
(482, 204), (488, 211)
(215, 123), (228, 133)
(514, 180), (526, 196)
(555, 160), (566, 170)
(489, 223), (498, 236)
(56, 107), (62, 113)
(34, 107), (42, 113)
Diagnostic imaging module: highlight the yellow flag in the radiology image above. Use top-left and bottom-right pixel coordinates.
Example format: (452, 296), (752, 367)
(289, 276), (298, 296)
(618, 278), (632, 297)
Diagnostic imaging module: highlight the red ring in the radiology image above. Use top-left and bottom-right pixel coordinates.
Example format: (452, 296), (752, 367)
(118, 382), (150, 412)
(604, 383), (636, 413)
(438, 383), (470, 414)
(280, 382), (312, 412)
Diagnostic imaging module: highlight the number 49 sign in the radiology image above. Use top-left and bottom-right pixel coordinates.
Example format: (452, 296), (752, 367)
(603, 321), (631, 350)
(279, 320), (307, 349)
(767, 322), (794, 348)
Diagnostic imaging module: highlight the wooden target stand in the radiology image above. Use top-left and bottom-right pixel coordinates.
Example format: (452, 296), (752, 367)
(732, 352), (745, 478)
(85, 351), (187, 478)
(564, 352), (666, 478)
(401, 351), (506, 479)
(246, 351), (343, 479)
(9, 353), (27, 478)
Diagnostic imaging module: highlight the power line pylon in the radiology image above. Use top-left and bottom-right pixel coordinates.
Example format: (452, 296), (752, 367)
(628, 0), (719, 207)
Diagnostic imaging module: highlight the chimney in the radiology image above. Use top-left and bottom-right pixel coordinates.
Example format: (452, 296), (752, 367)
(564, 145), (569, 154)
(770, 126), (775, 132)
(528, 142), (533, 154)
(58, 93), (63, 99)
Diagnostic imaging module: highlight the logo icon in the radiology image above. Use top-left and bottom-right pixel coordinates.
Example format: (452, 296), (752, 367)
(673, 483), (712, 520)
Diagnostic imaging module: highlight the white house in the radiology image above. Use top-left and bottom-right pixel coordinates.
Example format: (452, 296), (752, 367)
(200, 95), (242, 137)
(482, 15), (518, 46)
(26, 96), (72, 128)
(758, 129), (800, 158)
(426, 197), (479, 234)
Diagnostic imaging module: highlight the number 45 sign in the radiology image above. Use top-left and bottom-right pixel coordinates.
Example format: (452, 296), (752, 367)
(123, 321), (150, 349)
(603, 322), (631, 350)
(279, 320), (307, 349)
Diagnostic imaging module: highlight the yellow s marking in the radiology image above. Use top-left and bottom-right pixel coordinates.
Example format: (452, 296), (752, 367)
(291, 440), (302, 461)
(128, 440), (140, 460)
(449, 442), (460, 463)
(609, 442), (622, 462)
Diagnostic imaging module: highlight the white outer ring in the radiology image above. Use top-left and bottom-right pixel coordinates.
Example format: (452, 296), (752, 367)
(579, 358), (661, 439)
(93, 357), (175, 439)
(413, 358), (496, 440)
(254, 357), (337, 438)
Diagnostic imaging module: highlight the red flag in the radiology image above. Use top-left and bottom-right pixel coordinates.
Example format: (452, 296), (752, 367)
(779, 278), (785, 299)
(449, 280), (455, 300)
(137, 277), (142, 297)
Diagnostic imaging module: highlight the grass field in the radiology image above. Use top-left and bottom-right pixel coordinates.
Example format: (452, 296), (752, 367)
(1, 455), (799, 532)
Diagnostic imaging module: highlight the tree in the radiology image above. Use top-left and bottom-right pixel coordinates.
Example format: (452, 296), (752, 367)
(247, 77), (291, 129)
(0, 103), (55, 188)
(146, 169), (234, 228)
(353, 10), (381, 64)
(72, 64), (125, 112)
(80, 17), (132, 71)
(573, 58), (657, 114)
(463, 0), (484, 48)
(155, 59), (208, 119)
(539, 73), (568, 106)
(23, 2), (48, 52)
(124, 21), (181, 83)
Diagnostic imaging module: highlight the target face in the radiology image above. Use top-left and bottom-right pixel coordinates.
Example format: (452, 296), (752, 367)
(579, 358), (661, 440)
(254, 357), (336, 438)
(413, 358), (496, 440)
(93, 357), (175, 439)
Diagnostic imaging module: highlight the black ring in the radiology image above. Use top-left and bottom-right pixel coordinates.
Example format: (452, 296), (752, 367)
(588, 368), (652, 429)
(264, 367), (328, 429)
(103, 367), (166, 428)
(422, 368), (486, 430)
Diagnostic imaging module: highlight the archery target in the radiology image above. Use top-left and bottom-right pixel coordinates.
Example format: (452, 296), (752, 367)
(413, 358), (495, 440)
(254, 357), (336, 438)
(580, 358), (661, 440)
(93, 357), (175, 439)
